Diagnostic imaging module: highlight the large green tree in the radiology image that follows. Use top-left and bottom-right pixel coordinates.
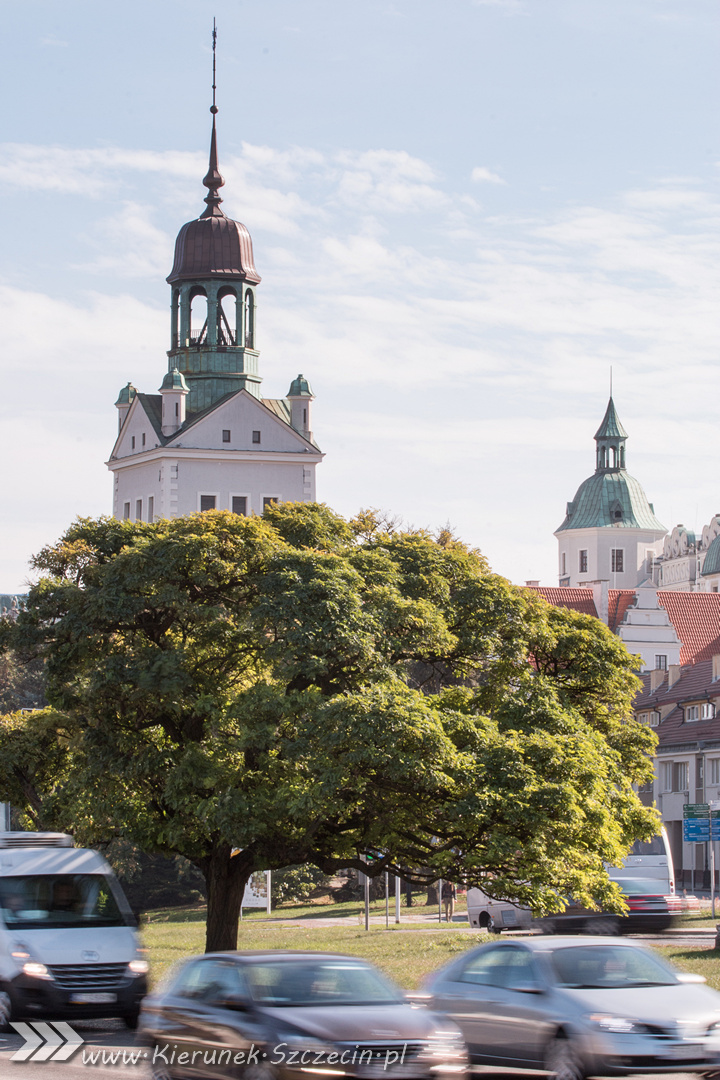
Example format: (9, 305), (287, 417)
(0, 505), (658, 951)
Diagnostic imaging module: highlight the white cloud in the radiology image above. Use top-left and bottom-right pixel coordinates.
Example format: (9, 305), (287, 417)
(471, 166), (506, 185)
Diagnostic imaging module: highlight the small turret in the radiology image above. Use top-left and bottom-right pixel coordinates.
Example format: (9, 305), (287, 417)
(287, 374), (314, 441)
(159, 368), (189, 437)
(115, 382), (137, 433)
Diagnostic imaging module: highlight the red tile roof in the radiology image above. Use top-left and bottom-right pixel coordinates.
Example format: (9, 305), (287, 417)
(656, 592), (720, 665)
(528, 587), (598, 618)
(531, 586), (720, 665)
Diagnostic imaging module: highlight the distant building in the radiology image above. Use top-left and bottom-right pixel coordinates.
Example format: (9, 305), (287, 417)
(107, 103), (323, 521)
(555, 397), (666, 590)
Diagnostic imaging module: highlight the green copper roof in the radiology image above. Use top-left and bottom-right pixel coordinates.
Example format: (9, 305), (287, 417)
(557, 470), (666, 532)
(159, 367), (189, 392)
(702, 535), (720, 576)
(287, 373), (314, 398)
(594, 397), (628, 440)
(115, 382), (137, 406)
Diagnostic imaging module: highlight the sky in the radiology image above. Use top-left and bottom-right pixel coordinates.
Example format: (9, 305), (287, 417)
(0, 0), (719, 593)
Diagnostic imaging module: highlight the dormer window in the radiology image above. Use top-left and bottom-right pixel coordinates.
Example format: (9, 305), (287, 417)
(686, 705), (699, 722)
(702, 703), (715, 720)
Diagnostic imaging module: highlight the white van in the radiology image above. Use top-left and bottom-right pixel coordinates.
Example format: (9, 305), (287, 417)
(0, 833), (148, 1029)
(466, 889), (533, 932)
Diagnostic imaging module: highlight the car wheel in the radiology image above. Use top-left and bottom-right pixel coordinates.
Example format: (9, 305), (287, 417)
(585, 916), (620, 936)
(544, 1034), (585, 1080)
(0, 987), (14, 1032)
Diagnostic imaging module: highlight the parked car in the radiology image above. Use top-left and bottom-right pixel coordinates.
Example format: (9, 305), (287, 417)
(423, 936), (720, 1078)
(539, 878), (682, 935)
(138, 951), (468, 1080)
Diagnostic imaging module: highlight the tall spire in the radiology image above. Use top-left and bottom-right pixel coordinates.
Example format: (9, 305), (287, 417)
(201, 19), (225, 218)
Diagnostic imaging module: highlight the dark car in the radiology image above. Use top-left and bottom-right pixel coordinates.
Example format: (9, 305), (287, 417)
(138, 951), (468, 1080)
(422, 936), (720, 1079)
(539, 878), (682, 935)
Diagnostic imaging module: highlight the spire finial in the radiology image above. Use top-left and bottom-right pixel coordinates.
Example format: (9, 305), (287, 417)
(202, 18), (225, 217)
(610, 365), (613, 399)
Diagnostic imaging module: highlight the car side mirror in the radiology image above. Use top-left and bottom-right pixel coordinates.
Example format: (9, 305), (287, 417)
(512, 981), (544, 995)
(217, 993), (253, 1011)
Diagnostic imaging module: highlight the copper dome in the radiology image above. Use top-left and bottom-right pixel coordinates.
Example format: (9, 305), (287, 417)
(167, 114), (261, 286)
(167, 211), (261, 285)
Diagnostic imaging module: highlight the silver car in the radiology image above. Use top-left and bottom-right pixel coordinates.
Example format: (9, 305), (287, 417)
(423, 936), (720, 1080)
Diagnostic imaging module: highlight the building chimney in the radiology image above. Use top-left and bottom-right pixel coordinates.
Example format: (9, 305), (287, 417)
(668, 664), (682, 688)
(650, 669), (666, 692)
(713, 655), (720, 682)
(589, 580), (609, 626)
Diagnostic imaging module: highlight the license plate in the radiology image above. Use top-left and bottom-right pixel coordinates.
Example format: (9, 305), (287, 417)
(70, 992), (117, 1004)
(668, 1043), (704, 1060)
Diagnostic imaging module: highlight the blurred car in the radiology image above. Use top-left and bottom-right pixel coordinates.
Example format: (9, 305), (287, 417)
(422, 936), (720, 1078)
(539, 878), (682, 935)
(138, 951), (468, 1080)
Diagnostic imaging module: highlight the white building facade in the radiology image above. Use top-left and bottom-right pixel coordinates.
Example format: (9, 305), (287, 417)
(107, 108), (322, 520)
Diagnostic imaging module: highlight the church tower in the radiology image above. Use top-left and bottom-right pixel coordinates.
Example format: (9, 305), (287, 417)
(555, 397), (666, 588)
(107, 38), (323, 522)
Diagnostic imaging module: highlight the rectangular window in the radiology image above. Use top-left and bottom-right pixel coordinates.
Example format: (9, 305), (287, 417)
(660, 762), (672, 791)
(648, 711), (659, 728)
(142, 433), (146, 447)
(263, 496), (278, 510)
(673, 761), (689, 792)
(232, 496), (247, 516)
(611, 548), (624, 573)
(200, 495), (217, 512)
(131, 436), (135, 450)
(123, 502), (130, 520)
(135, 499), (142, 522)
(686, 705), (699, 722)
(638, 712), (648, 725)
(148, 496), (154, 524)
(655, 655), (667, 671)
(561, 553), (566, 575)
(711, 759), (720, 786)
(579, 550), (588, 573)
(222, 429), (231, 443)
(252, 430), (261, 444)
(702, 702), (714, 719)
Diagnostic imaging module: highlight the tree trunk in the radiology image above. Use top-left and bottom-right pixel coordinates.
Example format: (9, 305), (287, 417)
(426, 885), (438, 907)
(202, 843), (252, 953)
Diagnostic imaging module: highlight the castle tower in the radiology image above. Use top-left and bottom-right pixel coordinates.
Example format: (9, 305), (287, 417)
(555, 397), (666, 588)
(106, 34), (323, 522)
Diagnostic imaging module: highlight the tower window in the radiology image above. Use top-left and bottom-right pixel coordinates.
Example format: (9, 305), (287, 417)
(142, 433), (146, 447)
(131, 436), (135, 450)
(579, 550), (588, 573)
(232, 496), (247, 516)
(252, 430), (261, 444)
(222, 429), (231, 443)
(200, 495), (217, 512)
(175, 402), (179, 417)
(613, 509), (621, 520)
(148, 496), (154, 524)
(655, 654), (667, 671)
(303, 408), (307, 424)
(136, 499), (142, 522)
(611, 548), (624, 573)
(561, 552), (566, 575)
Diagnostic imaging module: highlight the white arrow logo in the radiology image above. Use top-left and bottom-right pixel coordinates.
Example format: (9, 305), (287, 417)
(10, 1021), (84, 1061)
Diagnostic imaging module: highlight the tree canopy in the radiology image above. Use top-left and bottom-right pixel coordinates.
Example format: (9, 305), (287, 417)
(0, 504), (658, 950)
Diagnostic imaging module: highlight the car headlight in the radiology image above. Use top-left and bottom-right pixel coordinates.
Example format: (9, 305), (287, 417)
(419, 1031), (468, 1069)
(128, 959), (149, 976)
(22, 961), (52, 980)
(589, 1014), (640, 1034)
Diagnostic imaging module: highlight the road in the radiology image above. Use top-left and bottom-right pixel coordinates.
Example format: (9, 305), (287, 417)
(1, 926), (716, 1079)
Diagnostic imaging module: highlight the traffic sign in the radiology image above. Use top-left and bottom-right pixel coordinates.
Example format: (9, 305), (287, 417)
(684, 803), (710, 818)
(683, 819), (720, 842)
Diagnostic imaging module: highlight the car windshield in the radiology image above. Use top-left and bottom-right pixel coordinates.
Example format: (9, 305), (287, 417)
(550, 945), (677, 989)
(245, 961), (405, 1006)
(0, 875), (132, 930)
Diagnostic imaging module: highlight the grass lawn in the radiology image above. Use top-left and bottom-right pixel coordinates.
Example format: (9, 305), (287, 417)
(142, 903), (487, 989)
(140, 903), (720, 994)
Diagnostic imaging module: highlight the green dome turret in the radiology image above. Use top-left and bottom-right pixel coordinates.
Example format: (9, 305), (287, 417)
(557, 397), (666, 533)
(287, 374), (314, 398)
(115, 382), (137, 407)
(159, 368), (189, 393)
